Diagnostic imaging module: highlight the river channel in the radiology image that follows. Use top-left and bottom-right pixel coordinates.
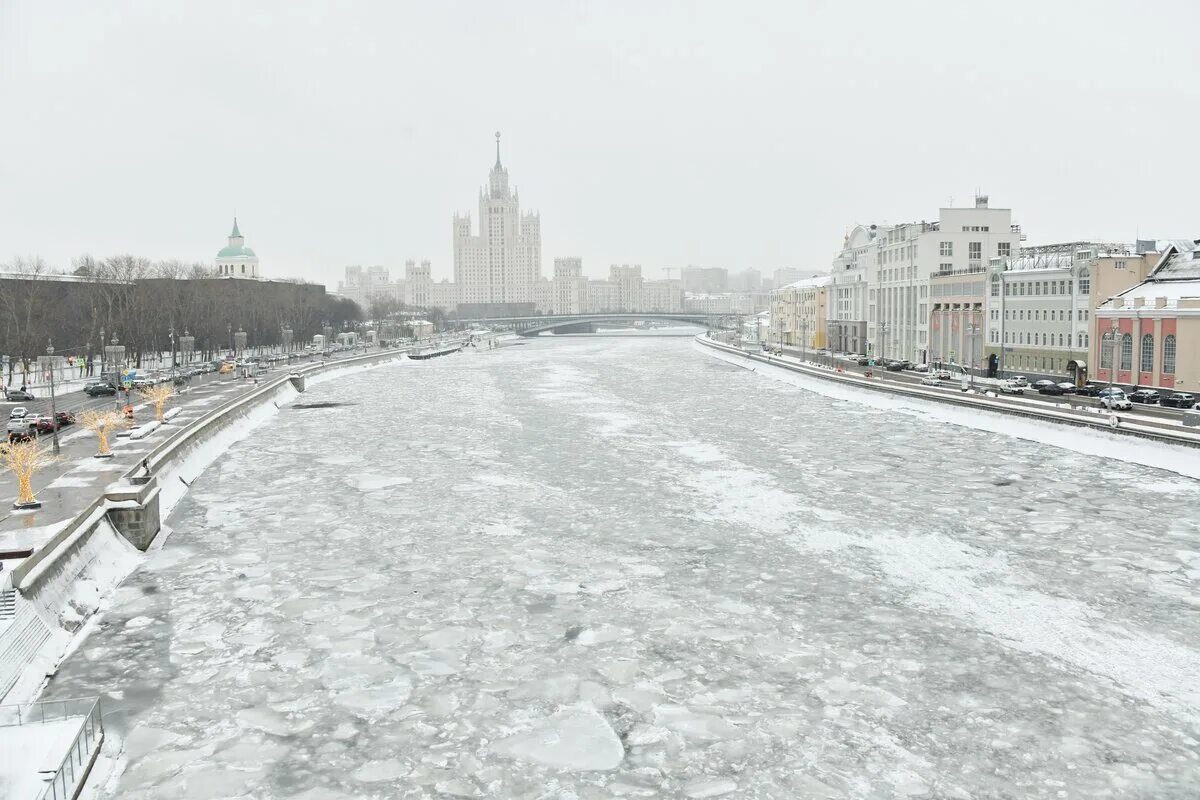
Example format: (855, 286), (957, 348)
(43, 336), (1200, 798)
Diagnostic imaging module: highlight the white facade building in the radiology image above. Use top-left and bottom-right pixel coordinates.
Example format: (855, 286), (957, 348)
(453, 133), (542, 307)
(216, 218), (260, 279)
(828, 225), (875, 354)
(867, 196), (1022, 362)
(404, 260), (432, 309)
(552, 258), (588, 314)
(587, 281), (622, 313)
(642, 279), (682, 312)
(684, 294), (733, 315)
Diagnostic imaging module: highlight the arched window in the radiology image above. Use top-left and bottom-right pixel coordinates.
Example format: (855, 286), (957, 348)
(1120, 333), (1132, 370)
(1101, 334), (1113, 369)
(1140, 334), (1154, 372)
(1058, 334), (1064, 347)
(1163, 334), (1177, 375)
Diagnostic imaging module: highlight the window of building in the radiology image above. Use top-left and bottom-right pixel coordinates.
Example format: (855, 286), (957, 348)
(1164, 334), (1177, 374)
(1005, 283), (1011, 296)
(1140, 334), (1154, 372)
(969, 242), (982, 261)
(1101, 336), (1112, 369)
(1079, 270), (1091, 294)
(1120, 333), (1132, 370)
(940, 242), (953, 257)
(990, 275), (999, 296)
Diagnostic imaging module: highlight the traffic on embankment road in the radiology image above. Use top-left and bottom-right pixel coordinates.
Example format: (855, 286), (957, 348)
(699, 335), (1200, 448)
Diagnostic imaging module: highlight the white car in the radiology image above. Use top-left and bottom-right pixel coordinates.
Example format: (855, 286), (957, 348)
(920, 375), (941, 386)
(8, 407), (29, 420)
(999, 381), (1025, 394)
(1010, 375), (1029, 387)
(1100, 392), (1132, 411)
(912, 364), (930, 373)
(933, 369), (952, 380)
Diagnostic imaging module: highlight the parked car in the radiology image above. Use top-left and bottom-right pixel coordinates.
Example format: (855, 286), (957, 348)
(933, 369), (952, 380)
(911, 364), (930, 373)
(1161, 392), (1196, 409)
(885, 361), (905, 372)
(1129, 389), (1162, 405)
(35, 414), (63, 433)
(1100, 391), (1133, 410)
(84, 381), (117, 396)
(8, 407), (29, 420)
(4, 388), (34, 401)
(999, 381), (1025, 394)
(856, 357), (871, 366)
(1035, 380), (1066, 395)
(1010, 376), (1029, 387)
(1056, 382), (1078, 394)
(219, 362), (236, 374)
(56, 411), (75, 426)
(6, 416), (37, 441)
(920, 375), (941, 386)
(1074, 384), (1104, 397)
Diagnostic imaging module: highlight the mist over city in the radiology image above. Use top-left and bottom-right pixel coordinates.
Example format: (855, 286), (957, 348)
(2, 2), (1199, 799)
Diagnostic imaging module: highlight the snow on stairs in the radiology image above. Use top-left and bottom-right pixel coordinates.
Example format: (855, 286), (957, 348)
(0, 590), (15, 621)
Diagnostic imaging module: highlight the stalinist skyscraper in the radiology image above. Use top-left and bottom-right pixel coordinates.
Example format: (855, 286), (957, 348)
(453, 132), (542, 309)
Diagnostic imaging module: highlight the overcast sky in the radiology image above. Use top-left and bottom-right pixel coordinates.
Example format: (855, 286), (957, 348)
(2, 1), (1196, 287)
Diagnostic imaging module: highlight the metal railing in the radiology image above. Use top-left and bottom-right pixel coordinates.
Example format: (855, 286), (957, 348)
(0, 696), (104, 800)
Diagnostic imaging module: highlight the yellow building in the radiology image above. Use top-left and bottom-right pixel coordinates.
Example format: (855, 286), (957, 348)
(769, 276), (830, 351)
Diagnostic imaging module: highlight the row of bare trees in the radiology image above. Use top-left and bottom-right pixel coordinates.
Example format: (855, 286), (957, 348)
(1, 255), (363, 384)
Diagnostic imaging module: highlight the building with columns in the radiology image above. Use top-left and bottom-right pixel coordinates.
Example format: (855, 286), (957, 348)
(216, 218), (260, 279)
(1094, 239), (1200, 392)
(453, 133), (542, 310)
(867, 196), (1022, 364)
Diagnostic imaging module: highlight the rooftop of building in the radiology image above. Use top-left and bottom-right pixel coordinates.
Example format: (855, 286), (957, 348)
(780, 275), (833, 290)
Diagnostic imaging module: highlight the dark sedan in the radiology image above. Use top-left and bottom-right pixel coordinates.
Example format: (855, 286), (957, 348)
(1034, 380), (1067, 395)
(84, 381), (117, 396)
(1074, 384), (1105, 397)
(1129, 389), (1162, 405)
(4, 388), (35, 401)
(1161, 392), (1197, 409)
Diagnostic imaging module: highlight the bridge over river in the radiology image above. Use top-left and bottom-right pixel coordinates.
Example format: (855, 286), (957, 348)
(453, 312), (730, 336)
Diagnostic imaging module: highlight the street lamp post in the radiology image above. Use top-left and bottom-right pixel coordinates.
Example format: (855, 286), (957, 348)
(46, 340), (60, 455)
(966, 322), (980, 391)
(227, 323), (233, 357)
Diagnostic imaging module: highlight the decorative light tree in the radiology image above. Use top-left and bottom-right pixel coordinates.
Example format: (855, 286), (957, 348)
(80, 409), (127, 458)
(2, 439), (56, 510)
(140, 384), (175, 422)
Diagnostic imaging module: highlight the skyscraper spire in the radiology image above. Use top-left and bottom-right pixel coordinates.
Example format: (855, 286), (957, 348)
(494, 131), (502, 169)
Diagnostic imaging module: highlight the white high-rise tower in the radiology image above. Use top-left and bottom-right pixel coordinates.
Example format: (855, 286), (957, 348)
(453, 132), (542, 308)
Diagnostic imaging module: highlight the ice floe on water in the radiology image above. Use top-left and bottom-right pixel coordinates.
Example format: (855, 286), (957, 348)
(39, 337), (1200, 798)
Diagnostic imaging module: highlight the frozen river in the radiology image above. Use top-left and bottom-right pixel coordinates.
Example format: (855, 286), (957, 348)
(44, 336), (1200, 798)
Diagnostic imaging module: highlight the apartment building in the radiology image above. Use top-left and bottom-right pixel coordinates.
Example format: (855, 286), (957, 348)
(770, 276), (830, 350)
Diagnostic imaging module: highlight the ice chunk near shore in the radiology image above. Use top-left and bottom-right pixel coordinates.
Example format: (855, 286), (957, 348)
(491, 705), (624, 770)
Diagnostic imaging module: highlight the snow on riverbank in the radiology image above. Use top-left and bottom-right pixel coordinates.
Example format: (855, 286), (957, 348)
(697, 340), (1200, 480)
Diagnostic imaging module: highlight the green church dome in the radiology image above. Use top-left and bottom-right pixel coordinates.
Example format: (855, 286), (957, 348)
(217, 245), (256, 258)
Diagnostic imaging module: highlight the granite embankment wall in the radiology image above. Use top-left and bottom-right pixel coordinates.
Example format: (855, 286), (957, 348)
(0, 342), (464, 702)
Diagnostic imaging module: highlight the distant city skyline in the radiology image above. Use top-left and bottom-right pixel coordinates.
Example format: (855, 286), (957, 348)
(2, 1), (1196, 289)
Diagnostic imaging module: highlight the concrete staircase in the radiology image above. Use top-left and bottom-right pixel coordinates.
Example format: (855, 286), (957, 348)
(0, 590), (14, 621)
